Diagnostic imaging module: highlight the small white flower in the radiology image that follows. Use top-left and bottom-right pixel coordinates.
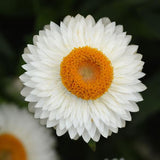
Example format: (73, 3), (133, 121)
(0, 104), (58, 160)
(20, 14), (146, 142)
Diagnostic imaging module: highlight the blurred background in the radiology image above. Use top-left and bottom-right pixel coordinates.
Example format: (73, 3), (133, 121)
(0, 0), (160, 160)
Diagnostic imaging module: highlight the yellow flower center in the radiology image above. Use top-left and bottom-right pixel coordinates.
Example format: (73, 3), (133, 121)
(0, 134), (27, 160)
(60, 46), (113, 100)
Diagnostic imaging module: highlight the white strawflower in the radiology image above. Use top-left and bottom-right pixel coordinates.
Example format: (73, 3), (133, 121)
(0, 104), (58, 160)
(20, 14), (146, 142)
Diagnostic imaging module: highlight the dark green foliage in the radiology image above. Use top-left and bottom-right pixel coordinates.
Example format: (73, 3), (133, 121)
(0, 0), (160, 159)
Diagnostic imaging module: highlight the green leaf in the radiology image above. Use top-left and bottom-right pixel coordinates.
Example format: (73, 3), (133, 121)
(0, 33), (14, 57)
(88, 140), (96, 152)
(34, 7), (57, 31)
(0, 0), (33, 16)
(140, 12), (160, 39)
(0, 33), (15, 76)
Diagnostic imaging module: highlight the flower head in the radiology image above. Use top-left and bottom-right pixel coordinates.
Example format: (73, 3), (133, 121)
(0, 104), (58, 160)
(20, 14), (146, 142)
